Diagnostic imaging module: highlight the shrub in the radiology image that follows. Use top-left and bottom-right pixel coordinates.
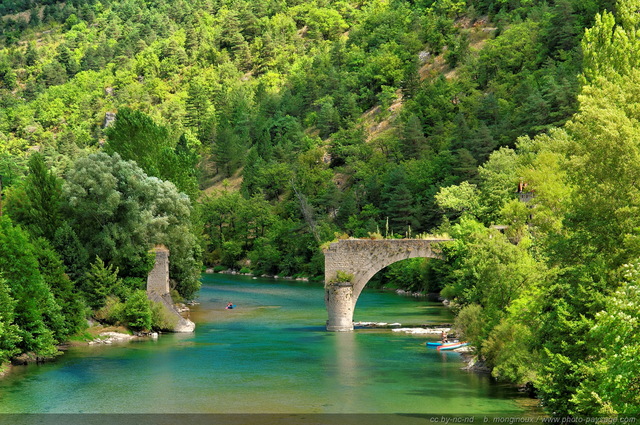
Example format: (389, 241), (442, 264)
(170, 289), (183, 303)
(329, 270), (354, 284)
(454, 303), (484, 344)
(94, 295), (125, 324)
(121, 290), (153, 331)
(150, 301), (180, 331)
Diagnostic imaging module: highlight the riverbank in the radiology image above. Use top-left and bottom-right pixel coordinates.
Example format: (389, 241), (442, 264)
(0, 325), (156, 380)
(206, 267), (314, 282)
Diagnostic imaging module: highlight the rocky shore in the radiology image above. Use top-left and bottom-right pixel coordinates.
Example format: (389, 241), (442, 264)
(206, 268), (311, 282)
(87, 331), (156, 345)
(459, 351), (491, 373)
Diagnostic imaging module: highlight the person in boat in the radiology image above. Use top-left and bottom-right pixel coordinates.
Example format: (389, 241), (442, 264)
(441, 331), (448, 343)
(226, 302), (234, 309)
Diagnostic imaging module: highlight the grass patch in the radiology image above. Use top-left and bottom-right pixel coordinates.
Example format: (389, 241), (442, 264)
(68, 331), (96, 342)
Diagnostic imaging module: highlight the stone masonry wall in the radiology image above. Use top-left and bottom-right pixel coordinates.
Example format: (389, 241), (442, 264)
(324, 239), (450, 289)
(147, 245), (170, 296)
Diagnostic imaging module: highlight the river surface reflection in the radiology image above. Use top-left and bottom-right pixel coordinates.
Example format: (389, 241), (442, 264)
(0, 274), (540, 416)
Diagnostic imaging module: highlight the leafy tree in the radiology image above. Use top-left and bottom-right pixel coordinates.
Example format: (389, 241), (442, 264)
(0, 217), (61, 356)
(439, 217), (545, 385)
(381, 167), (420, 234)
(25, 43), (39, 67)
(39, 60), (67, 87)
(0, 63), (17, 90)
(55, 44), (80, 77)
(0, 277), (22, 363)
(212, 126), (244, 177)
(62, 152), (202, 299)
(105, 108), (201, 199)
(435, 181), (482, 219)
(572, 262), (640, 416)
(581, 0), (640, 85)
(399, 114), (428, 159)
(121, 289), (153, 331)
(105, 107), (173, 178)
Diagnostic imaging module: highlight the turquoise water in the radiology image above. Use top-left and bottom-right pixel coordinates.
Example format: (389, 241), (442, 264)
(0, 274), (537, 415)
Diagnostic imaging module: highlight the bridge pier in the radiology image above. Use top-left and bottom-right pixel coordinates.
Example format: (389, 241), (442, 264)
(323, 239), (450, 332)
(325, 282), (355, 331)
(147, 245), (195, 333)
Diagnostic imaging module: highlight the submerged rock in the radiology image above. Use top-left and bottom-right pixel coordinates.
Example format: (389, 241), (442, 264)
(392, 327), (451, 334)
(11, 353), (58, 365)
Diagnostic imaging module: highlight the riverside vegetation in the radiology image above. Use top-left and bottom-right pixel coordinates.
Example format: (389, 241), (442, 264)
(0, 0), (639, 417)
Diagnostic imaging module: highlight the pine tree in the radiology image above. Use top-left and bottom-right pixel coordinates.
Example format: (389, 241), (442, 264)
(0, 217), (60, 356)
(0, 278), (22, 363)
(5, 153), (63, 241)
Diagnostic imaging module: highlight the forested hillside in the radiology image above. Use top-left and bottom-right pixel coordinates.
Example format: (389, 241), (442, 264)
(1, 0), (638, 416)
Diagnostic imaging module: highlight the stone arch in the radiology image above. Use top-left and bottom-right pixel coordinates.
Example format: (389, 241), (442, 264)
(324, 239), (451, 331)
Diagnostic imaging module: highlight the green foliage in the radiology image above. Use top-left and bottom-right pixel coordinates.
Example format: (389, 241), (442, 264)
(330, 270), (354, 284)
(435, 181), (481, 218)
(453, 303), (484, 345)
(581, 0), (640, 85)
(0, 277), (22, 363)
(438, 217), (546, 390)
(32, 238), (87, 337)
(150, 300), (180, 331)
(201, 190), (276, 268)
(374, 258), (431, 292)
(94, 296), (125, 324)
(62, 152), (201, 299)
(83, 256), (120, 311)
(571, 262), (640, 416)
(53, 221), (90, 283)
(0, 217), (60, 356)
(5, 153), (63, 240)
(105, 108), (201, 200)
(483, 320), (539, 385)
(121, 290), (153, 331)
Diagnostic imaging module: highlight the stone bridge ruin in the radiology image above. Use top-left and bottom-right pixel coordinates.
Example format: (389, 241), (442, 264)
(324, 239), (451, 331)
(147, 245), (195, 333)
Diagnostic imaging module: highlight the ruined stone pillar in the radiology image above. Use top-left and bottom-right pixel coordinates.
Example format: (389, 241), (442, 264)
(325, 282), (354, 331)
(146, 245), (196, 333)
(147, 245), (170, 296)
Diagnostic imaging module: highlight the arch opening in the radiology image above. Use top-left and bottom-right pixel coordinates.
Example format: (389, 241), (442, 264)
(351, 257), (440, 325)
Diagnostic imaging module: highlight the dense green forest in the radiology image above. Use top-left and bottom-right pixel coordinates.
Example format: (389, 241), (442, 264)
(0, 0), (639, 417)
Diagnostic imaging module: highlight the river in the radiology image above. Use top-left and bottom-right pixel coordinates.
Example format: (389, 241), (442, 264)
(0, 273), (541, 420)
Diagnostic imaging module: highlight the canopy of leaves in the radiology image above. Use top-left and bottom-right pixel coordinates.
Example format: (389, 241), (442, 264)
(62, 152), (201, 298)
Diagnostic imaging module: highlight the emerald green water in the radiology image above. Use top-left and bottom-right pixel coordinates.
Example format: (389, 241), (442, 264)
(0, 274), (537, 415)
